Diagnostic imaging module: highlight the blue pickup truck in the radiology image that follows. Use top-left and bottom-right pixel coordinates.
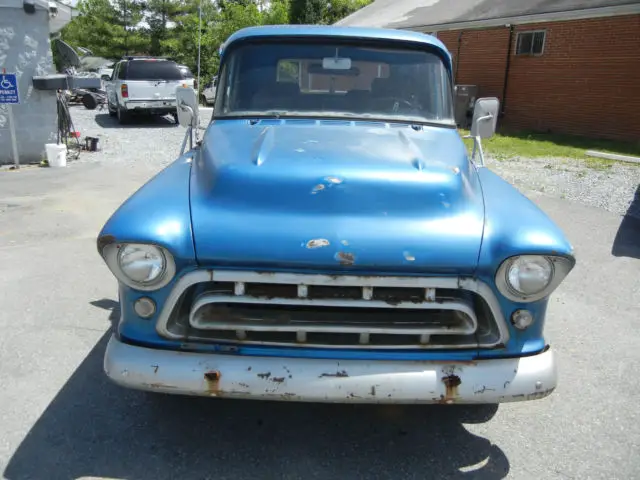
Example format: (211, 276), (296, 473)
(97, 25), (575, 405)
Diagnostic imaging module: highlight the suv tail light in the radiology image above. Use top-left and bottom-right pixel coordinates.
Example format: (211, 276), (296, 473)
(121, 84), (128, 98)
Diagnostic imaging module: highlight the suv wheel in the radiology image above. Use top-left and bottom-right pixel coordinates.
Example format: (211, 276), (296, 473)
(117, 105), (129, 124)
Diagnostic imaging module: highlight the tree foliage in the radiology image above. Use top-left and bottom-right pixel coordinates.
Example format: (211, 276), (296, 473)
(289, 0), (373, 25)
(59, 0), (370, 84)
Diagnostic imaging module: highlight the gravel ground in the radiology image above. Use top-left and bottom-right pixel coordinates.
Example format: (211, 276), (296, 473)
(40, 106), (640, 218)
(62, 105), (213, 169)
(487, 154), (640, 217)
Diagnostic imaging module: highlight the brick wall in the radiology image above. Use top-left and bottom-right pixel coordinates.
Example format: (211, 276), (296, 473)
(434, 14), (640, 142)
(505, 15), (640, 141)
(438, 27), (511, 101)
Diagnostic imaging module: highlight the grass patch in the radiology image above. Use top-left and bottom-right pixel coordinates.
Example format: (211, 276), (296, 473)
(459, 129), (640, 165)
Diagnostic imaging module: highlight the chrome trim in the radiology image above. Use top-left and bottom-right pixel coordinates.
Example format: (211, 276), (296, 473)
(155, 270), (511, 347)
(189, 293), (477, 335)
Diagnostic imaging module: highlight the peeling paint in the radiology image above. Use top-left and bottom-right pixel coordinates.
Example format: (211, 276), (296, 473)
(311, 184), (325, 194)
(306, 238), (330, 248)
(319, 370), (349, 378)
(325, 176), (343, 184)
(341, 240), (349, 246)
(257, 372), (271, 379)
(403, 251), (415, 262)
(271, 376), (285, 383)
(473, 385), (495, 395)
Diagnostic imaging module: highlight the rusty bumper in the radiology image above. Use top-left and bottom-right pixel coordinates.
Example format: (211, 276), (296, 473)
(104, 335), (557, 404)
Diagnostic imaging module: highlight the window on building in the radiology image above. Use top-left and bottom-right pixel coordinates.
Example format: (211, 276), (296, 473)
(515, 31), (546, 56)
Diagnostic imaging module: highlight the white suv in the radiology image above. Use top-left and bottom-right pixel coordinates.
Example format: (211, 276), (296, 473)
(106, 57), (195, 124)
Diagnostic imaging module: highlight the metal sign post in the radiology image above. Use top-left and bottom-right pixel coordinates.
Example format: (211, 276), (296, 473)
(0, 71), (21, 168)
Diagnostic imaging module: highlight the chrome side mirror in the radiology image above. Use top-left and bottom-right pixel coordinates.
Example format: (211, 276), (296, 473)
(471, 97), (499, 139)
(176, 85), (200, 154)
(464, 97), (500, 167)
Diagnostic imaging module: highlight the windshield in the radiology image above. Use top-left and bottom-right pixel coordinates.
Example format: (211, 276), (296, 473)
(126, 60), (183, 81)
(214, 41), (454, 124)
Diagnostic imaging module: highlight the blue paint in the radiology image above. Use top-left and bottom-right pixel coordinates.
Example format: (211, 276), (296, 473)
(98, 26), (575, 365)
(97, 153), (197, 268)
(190, 121), (482, 273)
(0, 74), (19, 104)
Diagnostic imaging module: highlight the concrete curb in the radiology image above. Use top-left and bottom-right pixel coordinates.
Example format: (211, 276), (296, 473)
(585, 150), (640, 164)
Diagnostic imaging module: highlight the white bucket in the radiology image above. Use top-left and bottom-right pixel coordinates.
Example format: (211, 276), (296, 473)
(45, 143), (67, 168)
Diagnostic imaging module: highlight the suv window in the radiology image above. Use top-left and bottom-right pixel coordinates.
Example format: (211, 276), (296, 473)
(117, 62), (126, 80)
(125, 60), (183, 81)
(179, 66), (194, 79)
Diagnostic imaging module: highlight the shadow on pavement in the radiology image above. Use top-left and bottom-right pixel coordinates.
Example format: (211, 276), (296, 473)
(612, 185), (640, 260)
(4, 301), (510, 480)
(94, 113), (179, 129)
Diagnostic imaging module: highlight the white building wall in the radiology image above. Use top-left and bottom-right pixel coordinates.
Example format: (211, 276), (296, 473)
(0, 4), (58, 165)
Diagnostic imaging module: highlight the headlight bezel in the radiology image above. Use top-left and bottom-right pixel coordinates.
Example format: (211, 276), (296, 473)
(495, 254), (574, 303)
(101, 242), (176, 291)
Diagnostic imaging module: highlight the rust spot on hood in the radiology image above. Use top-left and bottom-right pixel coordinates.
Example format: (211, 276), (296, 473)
(335, 251), (355, 266)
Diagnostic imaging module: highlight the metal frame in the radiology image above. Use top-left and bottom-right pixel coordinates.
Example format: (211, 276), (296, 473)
(154, 270), (511, 348)
(464, 134), (486, 167)
(189, 292), (478, 335)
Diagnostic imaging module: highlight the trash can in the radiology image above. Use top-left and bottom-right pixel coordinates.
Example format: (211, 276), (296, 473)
(454, 85), (478, 129)
(45, 143), (67, 167)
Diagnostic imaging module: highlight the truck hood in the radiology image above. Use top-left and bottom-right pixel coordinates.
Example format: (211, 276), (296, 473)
(189, 119), (485, 274)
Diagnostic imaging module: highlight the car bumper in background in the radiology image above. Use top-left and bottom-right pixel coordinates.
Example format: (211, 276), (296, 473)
(104, 335), (557, 404)
(125, 100), (176, 113)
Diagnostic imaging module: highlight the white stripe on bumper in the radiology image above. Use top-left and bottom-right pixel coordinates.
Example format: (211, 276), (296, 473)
(104, 335), (557, 404)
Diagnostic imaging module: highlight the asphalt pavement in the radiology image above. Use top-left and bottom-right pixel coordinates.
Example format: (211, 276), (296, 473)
(0, 109), (638, 480)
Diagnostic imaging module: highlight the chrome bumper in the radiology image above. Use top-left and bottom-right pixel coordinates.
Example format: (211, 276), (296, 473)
(125, 100), (176, 110)
(104, 335), (557, 404)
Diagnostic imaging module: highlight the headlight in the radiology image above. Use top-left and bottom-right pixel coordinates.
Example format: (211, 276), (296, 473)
(496, 255), (574, 302)
(118, 244), (165, 284)
(101, 242), (176, 291)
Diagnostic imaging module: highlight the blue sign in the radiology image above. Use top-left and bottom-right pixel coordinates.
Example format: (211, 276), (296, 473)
(0, 74), (20, 104)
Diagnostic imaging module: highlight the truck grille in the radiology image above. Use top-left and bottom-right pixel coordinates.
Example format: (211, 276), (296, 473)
(159, 271), (507, 350)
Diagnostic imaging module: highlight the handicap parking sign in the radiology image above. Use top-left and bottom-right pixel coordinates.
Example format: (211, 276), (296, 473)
(0, 74), (20, 104)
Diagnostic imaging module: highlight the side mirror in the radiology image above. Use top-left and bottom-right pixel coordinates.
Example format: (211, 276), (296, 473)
(175, 85), (199, 128)
(470, 97), (499, 139)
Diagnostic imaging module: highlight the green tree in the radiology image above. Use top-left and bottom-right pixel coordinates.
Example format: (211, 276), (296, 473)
(324, 0), (372, 24)
(145, 0), (183, 56)
(289, 0), (372, 25)
(289, 0), (325, 24)
(60, 0), (148, 59)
